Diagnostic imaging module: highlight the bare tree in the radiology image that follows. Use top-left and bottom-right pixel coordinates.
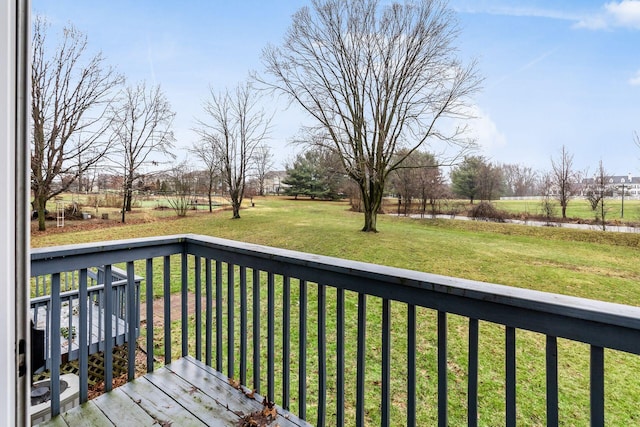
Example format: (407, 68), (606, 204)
(585, 160), (611, 230)
(501, 163), (538, 197)
(166, 161), (193, 217)
(111, 82), (175, 222)
(261, 0), (480, 232)
(195, 81), (271, 219)
(550, 145), (578, 219)
(190, 138), (222, 212)
(252, 145), (275, 196)
(31, 17), (123, 230)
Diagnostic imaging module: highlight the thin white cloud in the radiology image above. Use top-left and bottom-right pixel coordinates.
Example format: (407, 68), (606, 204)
(630, 69), (640, 85)
(455, 5), (579, 22)
(455, 1), (640, 31)
(575, 1), (640, 30)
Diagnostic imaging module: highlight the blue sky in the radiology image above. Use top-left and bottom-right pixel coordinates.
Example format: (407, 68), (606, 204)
(33, 0), (640, 176)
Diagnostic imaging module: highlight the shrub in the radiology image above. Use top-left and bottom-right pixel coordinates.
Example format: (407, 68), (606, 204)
(469, 201), (506, 222)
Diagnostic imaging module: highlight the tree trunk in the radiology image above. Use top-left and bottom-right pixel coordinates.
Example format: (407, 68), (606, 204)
(37, 196), (47, 231)
(232, 201), (241, 219)
(360, 180), (383, 232)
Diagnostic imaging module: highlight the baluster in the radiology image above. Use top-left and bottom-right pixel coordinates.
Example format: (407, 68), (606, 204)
(299, 279), (307, 420)
(336, 288), (345, 426)
(546, 335), (558, 427)
(506, 326), (516, 427)
(407, 304), (416, 427)
(283, 276), (290, 409)
(228, 263), (235, 379)
(591, 345), (604, 426)
(146, 258), (154, 372)
(163, 256), (171, 364)
(104, 265), (113, 392)
(438, 311), (447, 427)
(240, 266), (247, 385)
(195, 256), (202, 361)
(468, 318), (479, 427)
(382, 298), (391, 427)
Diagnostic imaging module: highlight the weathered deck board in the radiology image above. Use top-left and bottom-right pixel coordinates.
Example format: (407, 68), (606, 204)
(119, 376), (209, 427)
(91, 388), (157, 426)
(38, 357), (312, 427)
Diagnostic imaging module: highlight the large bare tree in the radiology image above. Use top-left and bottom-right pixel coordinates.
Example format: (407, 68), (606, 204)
(31, 17), (123, 230)
(111, 82), (175, 222)
(261, 0), (480, 232)
(550, 145), (578, 219)
(195, 81), (271, 219)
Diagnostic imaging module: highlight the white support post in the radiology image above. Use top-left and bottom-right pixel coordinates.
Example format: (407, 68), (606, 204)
(0, 0), (30, 425)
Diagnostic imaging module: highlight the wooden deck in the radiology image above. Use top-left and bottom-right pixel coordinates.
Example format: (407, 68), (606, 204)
(39, 356), (311, 427)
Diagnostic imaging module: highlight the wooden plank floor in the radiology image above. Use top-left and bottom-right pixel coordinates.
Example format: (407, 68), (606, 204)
(39, 356), (311, 427)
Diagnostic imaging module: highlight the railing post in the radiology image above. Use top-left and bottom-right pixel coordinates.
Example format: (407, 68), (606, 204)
(126, 261), (136, 381)
(146, 258), (154, 372)
(336, 288), (345, 426)
(195, 256), (202, 361)
(205, 259), (213, 367)
(407, 304), (416, 427)
(381, 298), (391, 427)
(356, 293), (367, 427)
(215, 260), (222, 372)
(78, 269), (89, 403)
(468, 318), (479, 427)
(591, 346), (605, 426)
(438, 311), (447, 427)
(267, 272), (275, 402)
(104, 265), (113, 392)
(546, 335), (558, 427)
(228, 264), (235, 379)
(283, 276), (291, 410)
(240, 266), (247, 385)
(252, 269), (261, 393)
(506, 326), (516, 427)
(298, 279), (307, 420)
(50, 273), (61, 417)
(163, 256), (171, 365)
(181, 253), (188, 358)
(317, 283), (326, 427)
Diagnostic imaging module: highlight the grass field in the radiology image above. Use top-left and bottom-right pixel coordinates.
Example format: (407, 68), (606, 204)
(493, 198), (640, 223)
(31, 196), (640, 425)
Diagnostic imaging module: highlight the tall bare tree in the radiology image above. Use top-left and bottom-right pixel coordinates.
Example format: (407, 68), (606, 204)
(261, 0), (480, 232)
(195, 81), (271, 219)
(550, 145), (578, 219)
(585, 160), (611, 230)
(31, 17), (123, 230)
(111, 82), (175, 222)
(253, 144), (274, 196)
(190, 138), (222, 212)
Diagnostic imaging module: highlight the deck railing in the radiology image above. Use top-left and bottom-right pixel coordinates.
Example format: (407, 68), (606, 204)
(30, 234), (640, 426)
(31, 266), (142, 367)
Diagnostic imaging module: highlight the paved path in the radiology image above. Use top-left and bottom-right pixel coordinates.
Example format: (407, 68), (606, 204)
(139, 292), (209, 327)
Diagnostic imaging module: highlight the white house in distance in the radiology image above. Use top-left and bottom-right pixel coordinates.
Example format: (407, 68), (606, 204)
(580, 173), (640, 199)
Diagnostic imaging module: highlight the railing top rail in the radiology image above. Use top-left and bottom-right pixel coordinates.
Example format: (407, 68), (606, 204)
(31, 234), (640, 353)
(31, 235), (186, 276)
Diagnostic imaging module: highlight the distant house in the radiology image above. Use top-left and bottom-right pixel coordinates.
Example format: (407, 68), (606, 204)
(580, 173), (639, 198)
(263, 170), (289, 195)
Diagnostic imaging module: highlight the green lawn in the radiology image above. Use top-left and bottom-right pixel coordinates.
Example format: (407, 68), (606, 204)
(31, 197), (640, 425)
